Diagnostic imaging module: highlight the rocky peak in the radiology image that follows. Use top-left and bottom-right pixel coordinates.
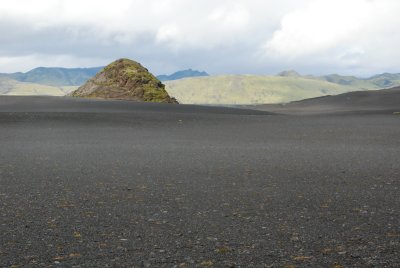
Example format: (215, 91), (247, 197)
(71, 58), (178, 103)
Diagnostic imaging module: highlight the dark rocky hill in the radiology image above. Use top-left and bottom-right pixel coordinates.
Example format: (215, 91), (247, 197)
(71, 59), (177, 103)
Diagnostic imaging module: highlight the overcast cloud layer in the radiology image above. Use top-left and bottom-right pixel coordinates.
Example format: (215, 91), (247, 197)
(0, 0), (399, 76)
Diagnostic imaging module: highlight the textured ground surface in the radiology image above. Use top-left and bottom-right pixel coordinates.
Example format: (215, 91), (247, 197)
(0, 96), (399, 267)
(242, 86), (400, 115)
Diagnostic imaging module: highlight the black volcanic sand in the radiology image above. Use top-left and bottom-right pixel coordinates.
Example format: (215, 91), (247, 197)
(0, 96), (399, 267)
(244, 87), (400, 115)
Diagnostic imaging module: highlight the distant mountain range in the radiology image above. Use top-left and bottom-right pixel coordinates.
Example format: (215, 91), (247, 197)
(0, 67), (103, 87)
(1, 66), (400, 104)
(0, 67), (208, 86)
(278, 70), (400, 90)
(157, 69), (209, 81)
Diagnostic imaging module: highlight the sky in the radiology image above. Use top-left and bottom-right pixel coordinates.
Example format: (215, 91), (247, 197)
(0, 0), (400, 76)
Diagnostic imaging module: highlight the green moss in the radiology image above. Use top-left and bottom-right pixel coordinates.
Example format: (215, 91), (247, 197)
(72, 58), (177, 103)
(142, 84), (170, 102)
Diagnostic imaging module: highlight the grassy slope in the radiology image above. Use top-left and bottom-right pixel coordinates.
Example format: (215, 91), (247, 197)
(0, 78), (77, 96)
(165, 75), (360, 104)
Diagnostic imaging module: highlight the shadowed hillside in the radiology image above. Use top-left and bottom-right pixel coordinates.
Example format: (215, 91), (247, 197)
(243, 86), (400, 115)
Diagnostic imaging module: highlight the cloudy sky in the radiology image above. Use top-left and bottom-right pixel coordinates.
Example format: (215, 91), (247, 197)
(0, 0), (399, 76)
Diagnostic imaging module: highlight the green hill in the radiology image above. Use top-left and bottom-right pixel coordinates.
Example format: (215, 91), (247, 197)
(0, 78), (77, 96)
(164, 75), (362, 104)
(164, 72), (400, 104)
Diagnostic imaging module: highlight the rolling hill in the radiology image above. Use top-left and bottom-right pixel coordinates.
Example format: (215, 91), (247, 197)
(164, 72), (400, 104)
(0, 78), (77, 96)
(317, 73), (400, 89)
(164, 75), (361, 104)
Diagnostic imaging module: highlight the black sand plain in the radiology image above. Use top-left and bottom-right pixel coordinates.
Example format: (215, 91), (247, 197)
(0, 93), (399, 267)
(243, 87), (400, 115)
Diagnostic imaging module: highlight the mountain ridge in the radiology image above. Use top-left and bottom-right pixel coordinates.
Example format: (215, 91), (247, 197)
(157, 69), (209, 81)
(0, 67), (209, 86)
(278, 70), (400, 89)
(0, 67), (103, 86)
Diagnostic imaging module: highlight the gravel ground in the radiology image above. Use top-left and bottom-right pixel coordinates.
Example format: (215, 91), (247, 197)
(0, 96), (399, 267)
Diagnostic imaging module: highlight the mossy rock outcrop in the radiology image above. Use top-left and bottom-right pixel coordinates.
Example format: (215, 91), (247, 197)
(71, 59), (178, 103)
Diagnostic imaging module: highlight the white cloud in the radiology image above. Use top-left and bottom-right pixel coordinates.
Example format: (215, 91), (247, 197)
(266, 0), (369, 57)
(156, 24), (180, 44)
(0, 0), (298, 73)
(0, 0), (400, 75)
(207, 4), (250, 28)
(0, 54), (108, 73)
(264, 0), (400, 75)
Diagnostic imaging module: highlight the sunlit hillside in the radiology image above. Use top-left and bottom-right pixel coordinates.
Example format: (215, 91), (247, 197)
(165, 75), (360, 104)
(0, 78), (77, 96)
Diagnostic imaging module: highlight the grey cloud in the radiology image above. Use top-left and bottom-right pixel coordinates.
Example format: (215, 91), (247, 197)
(0, 0), (399, 76)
